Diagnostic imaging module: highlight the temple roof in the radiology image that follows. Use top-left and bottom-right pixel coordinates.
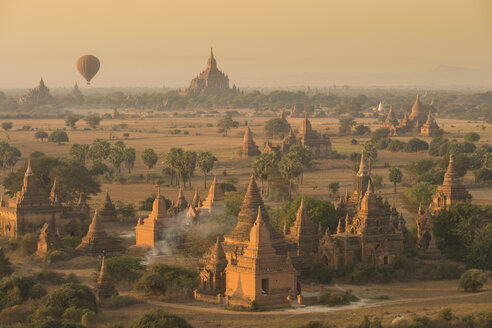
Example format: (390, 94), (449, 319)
(443, 155), (460, 186)
(149, 188), (168, 220)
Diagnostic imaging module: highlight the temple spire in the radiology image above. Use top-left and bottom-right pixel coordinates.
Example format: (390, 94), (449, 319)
(358, 151), (367, 176)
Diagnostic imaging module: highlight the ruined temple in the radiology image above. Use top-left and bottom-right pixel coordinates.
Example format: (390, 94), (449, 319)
(186, 49), (239, 96)
(238, 125), (260, 158)
(192, 189), (202, 208)
(416, 155), (472, 259)
(36, 219), (62, 257)
(225, 207), (297, 308)
(173, 188), (188, 213)
(0, 161), (85, 239)
(284, 197), (319, 256)
(296, 115), (332, 158)
(18, 78), (53, 105)
(94, 256), (118, 302)
(77, 211), (124, 256)
(200, 237), (227, 294)
(318, 182), (405, 269)
(383, 95), (441, 136)
(98, 192), (117, 221)
(135, 188), (173, 248)
(200, 176), (224, 216)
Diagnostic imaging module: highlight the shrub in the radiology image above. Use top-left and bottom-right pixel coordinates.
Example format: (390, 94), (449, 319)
(0, 249), (12, 278)
(32, 283), (97, 322)
(61, 236), (82, 249)
(430, 261), (463, 280)
(46, 250), (72, 263)
(309, 262), (334, 284)
(438, 307), (454, 322)
(104, 295), (142, 309)
(97, 256), (145, 283)
(129, 309), (194, 328)
(0, 274), (46, 310)
(134, 273), (167, 295)
(19, 233), (39, 255)
(0, 304), (35, 324)
(317, 291), (357, 306)
(458, 269), (487, 292)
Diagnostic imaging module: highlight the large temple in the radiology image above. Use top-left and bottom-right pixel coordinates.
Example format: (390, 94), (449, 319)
(0, 161), (88, 238)
(318, 154), (406, 269)
(416, 155), (472, 259)
(18, 78), (53, 105)
(382, 95), (440, 136)
(185, 49), (239, 96)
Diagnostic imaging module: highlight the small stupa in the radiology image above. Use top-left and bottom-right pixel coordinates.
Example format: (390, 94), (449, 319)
(94, 256), (118, 302)
(238, 125), (260, 158)
(98, 191), (117, 221)
(76, 210), (123, 256)
(201, 176), (224, 215)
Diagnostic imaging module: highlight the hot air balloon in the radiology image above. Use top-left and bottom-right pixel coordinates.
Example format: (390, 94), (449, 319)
(76, 55), (100, 85)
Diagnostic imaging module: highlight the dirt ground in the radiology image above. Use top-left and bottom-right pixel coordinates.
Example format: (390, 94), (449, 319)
(1, 107), (492, 327)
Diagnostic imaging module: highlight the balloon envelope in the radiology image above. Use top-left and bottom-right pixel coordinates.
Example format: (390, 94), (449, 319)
(76, 55), (100, 85)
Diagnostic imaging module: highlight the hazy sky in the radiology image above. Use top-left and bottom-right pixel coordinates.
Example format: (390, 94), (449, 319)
(1, 0), (491, 88)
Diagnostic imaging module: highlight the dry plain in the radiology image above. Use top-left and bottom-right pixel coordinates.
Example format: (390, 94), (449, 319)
(1, 107), (492, 327)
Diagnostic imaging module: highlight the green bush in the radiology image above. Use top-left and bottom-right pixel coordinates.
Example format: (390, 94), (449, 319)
(0, 274), (46, 310)
(97, 256), (145, 283)
(317, 291), (357, 306)
(104, 295), (142, 309)
(19, 233), (39, 255)
(32, 283), (97, 322)
(129, 309), (194, 328)
(458, 269), (488, 292)
(438, 307), (454, 322)
(309, 262), (334, 284)
(0, 249), (12, 278)
(61, 236), (82, 249)
(46, 250), (72, 263)
(134, 273), (167, 295)
(0, 304), (35, 324)
(430, 261), (463, 280)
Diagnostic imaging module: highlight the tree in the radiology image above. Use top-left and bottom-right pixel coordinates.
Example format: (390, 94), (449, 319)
(363, 143), (378, 173)
(124, 147), (136, 174)
(109, 143), (126, 173)
(69, 144), (89, 164)
(328, 182), (339, 198)
(0, 141), (21, 171)
(197, 151), (217, 189)
(338, 118), (355, 135)
(0, 249), (12, 278)
(353, 124), (370, 136)
(183, 150), (197, 188)
(458, 269), (487, 293)
(142, 148), (158, 181)
(401, 181), (437, 213)
(165, 148), (183, 186)
(264, 118), (288, 138)
(279, 152), (303, 198)
(84, 114), (102, 129)
(217, 113), (239, 136)
(287, 145), (312, 184)
(88, 139), (110, 161)
(2, 157), (100, 203)
(64, 115), (80, 129)
(388, 167), (403, 192)
(252, 153), (278, 195)
(464, 132), (480, 143)
(48, 130), (69, 145)
(404, 138), (429, 152)
(1, 122), (12, 132)
(35, 131), (48, 142)
(129, 309), (193, 328)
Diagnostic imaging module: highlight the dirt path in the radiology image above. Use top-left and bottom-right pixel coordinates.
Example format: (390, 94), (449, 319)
(145, 289), (492, 315)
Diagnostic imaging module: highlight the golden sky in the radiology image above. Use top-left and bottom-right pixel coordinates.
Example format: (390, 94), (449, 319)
(0, 0), (491, 88)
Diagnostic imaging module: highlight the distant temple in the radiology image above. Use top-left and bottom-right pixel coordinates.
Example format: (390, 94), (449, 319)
(185, 49), (239, 96)
(18, 78), (53, 105)
(0, 161), (88, 239)
(263, 115), (332, 159)
(94, 256), (118, 302)
(383, 95), (440, 136)
(238, 126), (260, 158)
(415, 155), (472, 259)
